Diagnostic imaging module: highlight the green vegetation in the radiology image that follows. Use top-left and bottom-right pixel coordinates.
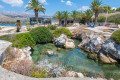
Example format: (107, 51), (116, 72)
(71, 11), (79, 24)
(26, 0), (46, 24)
(0, 35), (11, 41)
(55, 11), (63, 26)
(27, 28), (32, 31)
(66, 24), (72, 27)
(30, 27), (53, 43)
(108, 14), (120, 25)
(98, 16), (106, 22)
(63, 11), (70, 27)
(0, 27), (2, 30)
(53, 28), (72, 38)
(30, 67), (48, 78)
(85, 9), (94, 24)
(91, 0), (102, 26)
(25, 21), (30, 26)
(100, 6), (115, 13)
(111, 30), (120, 44)
(116, 7), (120, 12)
(12, 33), (35, 48)
(48, 25), (57, 30)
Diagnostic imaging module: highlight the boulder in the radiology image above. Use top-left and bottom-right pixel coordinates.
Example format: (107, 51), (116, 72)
(53, 34), (75, 49)
(57, 48), (62, 51)
(65, 71), (84, 78)
(64, 39), (75, 49)
(77, 73), (84, 78)
(79, 33), (104, 53)
(53, 34), (67, 47)
(99, 53), (117, 63)
(46, 50), (54, 55)
(102, 39), (120, 59)
(65, 71), (78, 77)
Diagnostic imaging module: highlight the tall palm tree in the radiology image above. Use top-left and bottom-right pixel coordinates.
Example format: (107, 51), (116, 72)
(55, 11), (63, 26)
(26, 0), (46, 24)
(90, 0), (102, 26)
(63, 11), (70, 27)
(85, 9), (94, 24)
(71, 11), (78, 24)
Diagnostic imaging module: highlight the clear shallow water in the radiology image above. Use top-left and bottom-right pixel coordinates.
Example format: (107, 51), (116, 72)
(31, 39), (120, 79)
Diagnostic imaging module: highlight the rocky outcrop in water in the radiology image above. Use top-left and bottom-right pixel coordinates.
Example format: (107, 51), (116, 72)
(102, 39), (120, 60)
(73, 29), (120, 63)
(53, 34), (75, 49)
(78, 34), (104, 53)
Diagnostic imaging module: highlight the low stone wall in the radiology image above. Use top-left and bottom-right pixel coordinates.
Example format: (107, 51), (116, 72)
(0, 40), (106, 80)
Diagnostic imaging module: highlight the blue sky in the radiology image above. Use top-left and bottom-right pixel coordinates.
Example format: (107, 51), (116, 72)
(0, 0), (120, 16)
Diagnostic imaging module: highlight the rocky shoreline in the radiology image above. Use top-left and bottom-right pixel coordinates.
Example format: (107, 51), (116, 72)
(72, 29), (120, 64)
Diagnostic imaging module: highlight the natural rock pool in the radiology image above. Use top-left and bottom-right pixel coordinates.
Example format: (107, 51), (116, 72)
(31, 39), (120, 79)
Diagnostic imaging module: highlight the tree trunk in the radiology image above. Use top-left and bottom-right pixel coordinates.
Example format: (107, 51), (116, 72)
(65, 19), (67, 27)
(95, 11), (99, 26)
(34, 9), (39, 24)
(59, 20), (61, 26)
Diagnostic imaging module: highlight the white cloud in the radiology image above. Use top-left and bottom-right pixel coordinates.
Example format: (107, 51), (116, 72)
(61, 0), (65, 2)
(112, 7), (117, 10)
(66, 1), (72, 6)
(2, 0), (23, 7)
(39, 0), (48, 5)
(0, 5), (4, 8)
(77, 6), (90, 11)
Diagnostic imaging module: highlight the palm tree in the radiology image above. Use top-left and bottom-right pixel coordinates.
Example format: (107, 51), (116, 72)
(71, 11), (78, 24)
(55, 11), (63, 26)
(26, 0), (46, 24)
(85, 9), (94, 24)
(90, 0), (102, 26)
(63, 11), (70, 27)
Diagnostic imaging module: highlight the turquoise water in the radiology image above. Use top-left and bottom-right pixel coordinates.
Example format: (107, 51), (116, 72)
(31, 39), (120, 79)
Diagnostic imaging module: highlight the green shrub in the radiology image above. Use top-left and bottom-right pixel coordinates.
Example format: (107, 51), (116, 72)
(98, 16), (106, 22)
(30, 66), (48, 78)
(53, 28), (72, 38)
(111, 30), (120, 44)
(0, 27), (2, 30)
(12, 33), (35, 48)
(108, 14), (120, 23)
(30, 27), (53, 43)
(48, 25), (57, 30)
(66, 25), (72, 27)
(0, 35), (11, 41)
(27, 28), (32, 31)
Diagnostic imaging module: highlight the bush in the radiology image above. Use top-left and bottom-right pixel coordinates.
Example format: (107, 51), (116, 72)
(111, 30), (120, 44)
(30, 27), (53, 43)
(66, 25), (72, 27)
(0, 27), (2, 30)
(98, 16), (106, 22)
(48, 25), (57, 30)
(12, 33), (35, 48)
(0, 35), (12, 41)
(27, 28), (32, 31)
(30, 68), (48, 78)
(53, 28), (72, 38)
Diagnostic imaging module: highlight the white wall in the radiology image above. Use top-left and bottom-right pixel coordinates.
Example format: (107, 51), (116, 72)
(51, 19), (59, 25)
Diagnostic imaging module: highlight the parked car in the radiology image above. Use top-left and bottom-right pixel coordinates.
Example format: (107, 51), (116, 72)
(105, 24), (110, 27)
(88, 24), (95, 28)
